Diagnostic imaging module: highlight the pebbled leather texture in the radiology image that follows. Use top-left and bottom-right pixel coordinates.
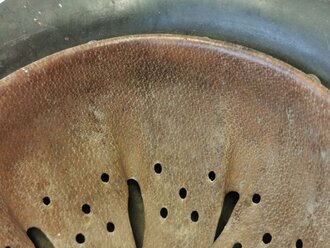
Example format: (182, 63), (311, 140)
(0, 0), (330, 88)
(0, 35), (329, 247)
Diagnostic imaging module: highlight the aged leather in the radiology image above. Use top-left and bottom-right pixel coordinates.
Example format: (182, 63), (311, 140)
(0, 35), (329, 247)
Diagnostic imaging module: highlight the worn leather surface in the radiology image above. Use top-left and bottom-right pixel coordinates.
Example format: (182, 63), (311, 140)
(0, 35), (329, 247)
(0, 0), (330, 88)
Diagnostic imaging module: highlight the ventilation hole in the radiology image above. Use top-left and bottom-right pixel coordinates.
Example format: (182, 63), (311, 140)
(296, 239), (303, 248)
(252, 194), (261, 204)
(42, 196), (51, 206)
(107, 222), (115, 232)
(191, 211), (199, 222)
(101, 173), (109, 183)
(179, 188), (187, 199)
(262, 233), (272, 244)
(214, 191), (240, 242)
(128, 179), (144, 248)
(160, 208), (168, 218)
(154, 163), (162, 174)
(208, 171), (216, 181)
(82, 204), (91, 214)
(27, 227), (54, 248)
(233, 243), (242, 248)
(75, 233), (85, 244)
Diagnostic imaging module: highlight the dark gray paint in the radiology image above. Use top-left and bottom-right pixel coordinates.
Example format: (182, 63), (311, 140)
(0, 0), (329, 88)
